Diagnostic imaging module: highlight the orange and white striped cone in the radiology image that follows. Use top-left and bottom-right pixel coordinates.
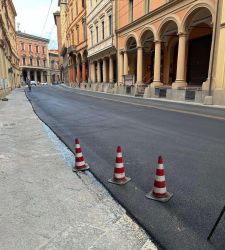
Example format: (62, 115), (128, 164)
(72, 138), (89, 172)
(146, 156), (173, 202)
(108, 146), (131, 185)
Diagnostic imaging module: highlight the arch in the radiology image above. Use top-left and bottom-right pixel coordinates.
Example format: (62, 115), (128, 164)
(139, 27), (156, 46)
(182, 3), (214, 86)
(124, 33), (139, 50)
(77, 53), (82, 63)
(83, 50), (88, 60)
(181, 2), (215, 33)
(156, 15), (181, 40)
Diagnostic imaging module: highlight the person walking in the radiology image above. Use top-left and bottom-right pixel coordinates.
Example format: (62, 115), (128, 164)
(27, 78), (31, 92)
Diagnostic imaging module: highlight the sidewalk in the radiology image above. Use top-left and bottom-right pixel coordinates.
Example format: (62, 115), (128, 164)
(0, 88), (157, 250)
(59, 85), (225, 121)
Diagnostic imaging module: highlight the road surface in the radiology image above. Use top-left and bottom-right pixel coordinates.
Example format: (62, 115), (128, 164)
(26, 85), (225, 250)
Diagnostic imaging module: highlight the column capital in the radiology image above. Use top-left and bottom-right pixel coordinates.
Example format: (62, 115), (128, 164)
(154, 40), (162, 44)
(177, 32), (188, 37)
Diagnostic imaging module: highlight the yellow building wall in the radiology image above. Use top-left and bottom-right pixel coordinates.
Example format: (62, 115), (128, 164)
(214, 0), (225, 89)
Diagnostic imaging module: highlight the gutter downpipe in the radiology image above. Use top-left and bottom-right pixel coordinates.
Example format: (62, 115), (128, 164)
(208, 0), (220, 96)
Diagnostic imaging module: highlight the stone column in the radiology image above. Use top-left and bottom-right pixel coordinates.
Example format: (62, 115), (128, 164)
(88, 62), (91, 83)
(41, 71), (43, 83)
(27, 70), (30, 80)
(74, 64), (77, 83)
(34, 70), (38, 83)
(151, 40), (163, 88)
(82, 62), (86, 82)
(92, 62), (96, 83)
(103, 58), (107, 83)
(77, 64), (80, 83)
(0, 49), (3, 78)
(137, 47), (143, 84)
(118, 51), (124, 84)
(124, 51), (128, 75)
(172, 33), (188, 89)
(97, 60), (101, 83)
(47, 71), (51, 83)
(109, 55), (114, 83)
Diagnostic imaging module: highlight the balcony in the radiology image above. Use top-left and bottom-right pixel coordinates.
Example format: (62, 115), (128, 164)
(67, 45), (76, 54)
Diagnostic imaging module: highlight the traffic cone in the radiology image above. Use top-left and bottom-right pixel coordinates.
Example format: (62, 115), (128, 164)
(72, 138), (89, 172)
(108, 146), (131, 185)
(146, 156), (173, 202)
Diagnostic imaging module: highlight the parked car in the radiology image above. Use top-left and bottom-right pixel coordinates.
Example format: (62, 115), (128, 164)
(30, 81), (37, 86)
(40, 82), (48, 85)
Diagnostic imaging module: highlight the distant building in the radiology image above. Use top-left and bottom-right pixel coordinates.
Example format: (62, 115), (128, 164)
(16, 32), (50, 84)
(67, 0), (88, 86)
(49, 50), (61, 83)
(87, 0), (117, 86)
(54, 0), (68, 83)
(0, 0), (20, 97)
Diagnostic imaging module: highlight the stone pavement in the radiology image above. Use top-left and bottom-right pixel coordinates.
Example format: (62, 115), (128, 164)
(0, 88), (157, 250)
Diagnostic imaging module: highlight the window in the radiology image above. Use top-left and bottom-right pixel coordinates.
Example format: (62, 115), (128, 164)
(76, 26), (79, 44)
(83, 19), (86, 40)
(90, 29), (93, 46)
(37, 59), (40, 67)
(102, 20), (105, 40)
(21, 43), (25, 50)
(72, 30), (74, 44)
(71, 7), (73, 22)
(43, 60), (46, 67)
(42, 46), (45, 54)
(51, 60), (55, 69)
(22, 57), (26, 65)
(96, 26), (98, 43)
(76, 1), (78, 16)
(129, 0), (134, 22)
(29, 45), (32, 52)
(82, 0), (85, 8)
(109, 15), (112, 36)
(145, 0), (150, 14)
(30, 58), (33, 66)
(36, 46), (39, 53)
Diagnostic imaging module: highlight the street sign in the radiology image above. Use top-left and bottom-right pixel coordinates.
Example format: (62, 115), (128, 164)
(123, 74), (134, 86)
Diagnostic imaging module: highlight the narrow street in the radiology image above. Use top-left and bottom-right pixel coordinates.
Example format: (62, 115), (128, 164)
(26, 85), (225, 250)
(0, 89), (156, 250)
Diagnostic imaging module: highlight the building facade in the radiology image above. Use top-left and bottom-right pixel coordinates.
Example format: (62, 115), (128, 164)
(49, 50), (61, 83)
(0, 0), (20, 97)
(87, 0), (117, 90)
(17, 32), (50, 84)
(54, 0), (225, 105)
(117, 0), (224, 103)
(67, 0), (88, 86)
(54, 0), (69, 83)
(213, 0), (225, 105)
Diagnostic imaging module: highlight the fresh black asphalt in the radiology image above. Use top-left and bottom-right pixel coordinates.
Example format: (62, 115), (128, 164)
(26, 86), (225, 250)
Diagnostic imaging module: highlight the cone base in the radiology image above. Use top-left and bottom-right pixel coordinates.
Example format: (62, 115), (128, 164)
(108, 176), (131, 185)
(146, 190), (173, 203)
(72, 163), (90, 172)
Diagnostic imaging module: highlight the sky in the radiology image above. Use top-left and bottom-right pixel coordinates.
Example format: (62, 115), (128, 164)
(13, 0), (59, 49)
